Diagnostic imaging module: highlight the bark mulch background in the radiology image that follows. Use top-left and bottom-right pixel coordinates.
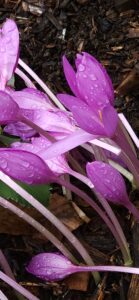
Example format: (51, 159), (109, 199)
(0, 0), (139, 299)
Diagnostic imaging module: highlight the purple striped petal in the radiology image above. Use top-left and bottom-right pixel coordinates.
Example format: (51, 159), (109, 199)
(102, 105), (118, 137)
(86, 161), (128, 205)
(76, 52), (114, 107)
(0, 19), (19, 89)
(62, 56), (81, 98)
(4, 122), (36, 139)
(0, 149), (54, 184)
(9, 88), (55, 110)
(22, 109), (76, 134)
(58, 94), (118, 137)
(0, 91), (19, 124)
(26, 253), (75, 281)
(12, 137), (70, 176)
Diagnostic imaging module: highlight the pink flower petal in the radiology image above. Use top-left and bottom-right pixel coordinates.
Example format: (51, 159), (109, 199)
(86, 161), (128, 205)
(0, 91), (19, 124)
(76, 52), (114, 107)
(4, 122), (36, 139)
(102, 105), (118, 137)
(26, 253), (75, 281)
(0, 19), (19, 89)
(0, 149), (54, 184)
(76, 52), (114, 106)
(58, 94), (118, 137)
(62, 55), (81, 98)
(12, 137), (70, 176)
(10, 88), (55, 110)
(23, 109), (76, 134)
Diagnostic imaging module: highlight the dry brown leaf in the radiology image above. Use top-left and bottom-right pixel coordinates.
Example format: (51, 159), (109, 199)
(49, 193), (84, 231)
(64, 271), (90, 291)
(0, 193), (83, 236)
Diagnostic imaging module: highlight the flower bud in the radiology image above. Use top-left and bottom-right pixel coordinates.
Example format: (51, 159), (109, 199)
(26, 253), (76, 281)
(86, 161), (128, 205)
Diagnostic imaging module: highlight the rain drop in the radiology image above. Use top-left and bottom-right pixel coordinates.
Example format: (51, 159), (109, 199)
(21, 161), (30, 168)
(0, 159), (8, 169)
(90, 74), (96, 81)
(78, 64), (85, 72)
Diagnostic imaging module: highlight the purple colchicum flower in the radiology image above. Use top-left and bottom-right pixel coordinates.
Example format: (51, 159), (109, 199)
(12, 137), (70, 176)
(0, 19), (19, 90)
(86, 161), (128, 205)
(86, 161), (139, 222)
(26, 253), (76, 281)
(4, 87), (76, 139)
(63, 53), (114, 109)
(0, 148), (55, 184)
(26, 252), (139, 281)
(58, 53), (118, 138)
(5, 87), (55, 110)
(0, 91), (19, 124)
(4, 122), (36, 140)
(58, 94), (118, 137)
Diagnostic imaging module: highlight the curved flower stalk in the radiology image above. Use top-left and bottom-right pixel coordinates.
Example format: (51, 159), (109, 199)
(27, 252), (139, 282)
(0, 289), (8, 300)
(87, 161), (139, 222)
(113, 120), (139, 170)
(0, 171), (100, 284)
(10, 138), (131, 265)
(0, 271), (39, 300)
(118, 113), (139, 149)
(105, 137), (139, 188)
(0, 197), (76, 261)
(18, 58), (65, 110)
(0, 249), (15, 280)
(15, 68), (36, 88)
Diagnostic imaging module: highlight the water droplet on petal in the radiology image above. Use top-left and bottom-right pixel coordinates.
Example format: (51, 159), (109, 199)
(90, 74), (97, 81)
(78, 64), (85, 72)
(0, 158), (8, 169)
(22, 161), (30, 168)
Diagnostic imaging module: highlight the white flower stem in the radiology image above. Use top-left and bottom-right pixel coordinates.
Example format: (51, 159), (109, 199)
(0, 271), (39, 300)
(0, 197), (75, 262)
(0, 172), (100, 284)
(15, 68), (36, 89)
(66, 170), (132, 266)
(119, 113), (139, 149)
(18, 59), (65, 110)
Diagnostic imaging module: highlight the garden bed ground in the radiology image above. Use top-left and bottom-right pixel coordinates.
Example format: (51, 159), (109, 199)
(0, 0), (139, 299)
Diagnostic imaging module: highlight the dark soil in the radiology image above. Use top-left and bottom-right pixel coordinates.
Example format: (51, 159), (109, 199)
(0, 0), (139, 299)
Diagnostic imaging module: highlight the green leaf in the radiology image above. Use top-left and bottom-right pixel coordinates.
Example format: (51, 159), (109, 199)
(0, 135), (20, 146)
(0, 180), (51, 207)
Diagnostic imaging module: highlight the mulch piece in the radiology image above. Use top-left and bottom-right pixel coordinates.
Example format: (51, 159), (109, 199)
(0, 0), (139, 299)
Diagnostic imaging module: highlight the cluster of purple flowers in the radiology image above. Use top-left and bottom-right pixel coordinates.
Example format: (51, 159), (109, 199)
(0, 18), (119, 185)
(0, 19), (139, 291)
